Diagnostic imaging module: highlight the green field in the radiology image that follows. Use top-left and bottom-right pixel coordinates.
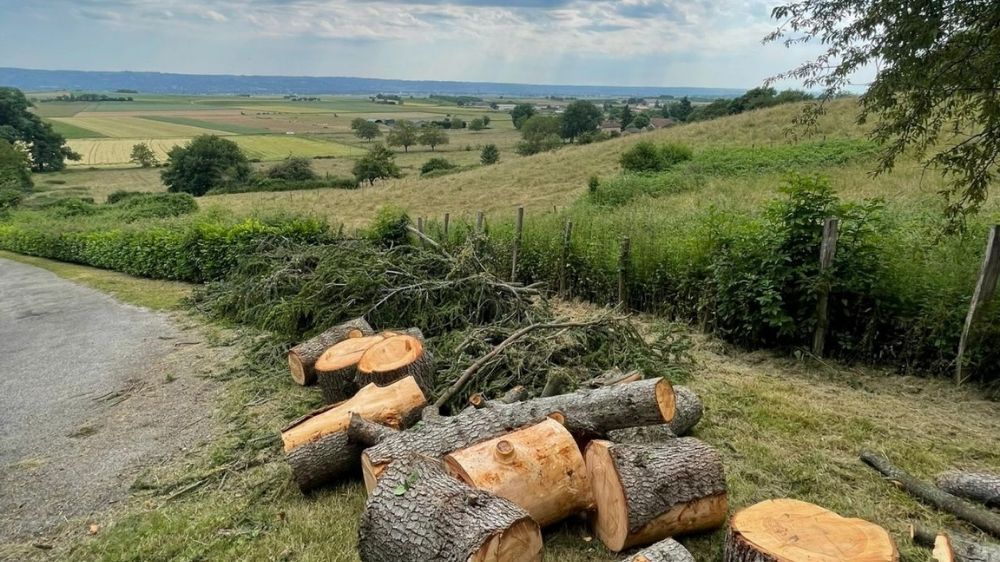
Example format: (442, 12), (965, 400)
(47, 119), (107, 139)
(142, 115), (271, 135)
(52, 116), (233, 138)
(233, 135), (363, 160)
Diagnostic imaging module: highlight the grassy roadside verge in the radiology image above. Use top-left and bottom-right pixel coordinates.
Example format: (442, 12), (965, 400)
(0, 250), (191, 310)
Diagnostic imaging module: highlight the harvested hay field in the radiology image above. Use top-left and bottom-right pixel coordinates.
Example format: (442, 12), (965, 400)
(231, 135), (363, 160)
(51, 116), (232, 138)
(65, 138), (191, 166)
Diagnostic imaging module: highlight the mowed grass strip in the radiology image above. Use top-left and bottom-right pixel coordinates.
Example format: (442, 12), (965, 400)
(142, 115), (271, 135)
(66, 138), (191, 166)
(232, 135), (364, 160)
(52, 116), (233, 138)
(47, 119), (107, 139)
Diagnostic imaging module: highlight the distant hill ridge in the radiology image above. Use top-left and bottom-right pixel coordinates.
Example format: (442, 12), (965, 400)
(0, 67), (745, 98)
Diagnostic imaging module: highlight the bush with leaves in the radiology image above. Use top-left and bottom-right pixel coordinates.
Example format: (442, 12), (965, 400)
(620, 141), (693, 173)
(161, 136), (252, 196)
(0, 139), (32, 190)
(420, 157), (456, 176)
(480, 144), (500, 165)
(265, 157), (317, 181)
(353, 144), (401, 186)
(365, 205), (411, 247)
(130, 142), (158, 168)
(0, 188), (23, 212)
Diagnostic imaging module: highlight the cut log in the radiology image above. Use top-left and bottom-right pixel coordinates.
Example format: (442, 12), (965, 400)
(444, 418), (592, 527)
(911, 523), (1000, 562)
(357, 455), (543, 562)
(287, 318), (373, 385)
(586, 438), (727, 552)
(315, 334), (387, 403)
(281, 377), (426, 492)
(356, 334), (435, 394)
(621, 538), (695, 562)
(861, 450), (1000, 538)
(936, 471), (1000, 507)
(724, 499), (897, 562)
(470, 386), (529, 409)
(359, 378), (676, 491)
(608, 386), (703, 443)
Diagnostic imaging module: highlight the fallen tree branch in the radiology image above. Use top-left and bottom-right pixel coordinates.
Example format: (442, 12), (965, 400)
(406, 224), (453, 260)
(936, 471), (1000, 508)
(860, 449), (1000, 538)
(911, 522), (1000, 562)
(433, 315), (617, 409)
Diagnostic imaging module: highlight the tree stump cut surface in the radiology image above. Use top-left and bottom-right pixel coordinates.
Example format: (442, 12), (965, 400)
(356, 334), (434, 392)
(315, 334), (388, 403)
(724, 499), (897, 562)
(287, 318), (373, 385)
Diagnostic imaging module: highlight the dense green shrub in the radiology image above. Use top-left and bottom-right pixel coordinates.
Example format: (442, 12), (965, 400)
(205, 177), (358, 195)
(265, 157), (318, 181)
(366, 206), (410, 247)
(619, 141), (692, 173)
(111, 192), (198, 221)
(420, 157), (456, 176)
(0, 140), (33, 190)
(481, 144), (500, 165)
(106, 190), (146, 204)
(0, 188), (24, 212)
(587, 173), (701, 207)
(161, 136), (252, 196)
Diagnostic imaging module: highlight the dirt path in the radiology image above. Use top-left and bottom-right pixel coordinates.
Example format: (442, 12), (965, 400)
(0, 258), (226, 542)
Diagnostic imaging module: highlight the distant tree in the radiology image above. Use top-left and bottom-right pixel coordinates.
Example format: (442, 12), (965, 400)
(631, 113), (651, 129)
(351, 118), (382, 142)
(418, 125), (449, 151)
(664, 97), (693, 121)
(0, 139), (33, 190)
(0, 87), (79, 171)
(560, 100), (603, 142)
(386, 120), (418, 152)
(510, 103), (536, 129)
(768, 0), (1000, 219)
(160, 135), (251, 196)
(353, 144), (401, 186)
(480, 144), (500, 165)
(482, 115), (491, 126)
(449, 117), (466, 129)
(468, 118), (486, 131)
(687, 99), (733, 122)
(489, 102), (499, 110)
(620, 105), (634, 130)
(129, 142), (158, 168)
(517, 115), (564, 155)
(265, 156), (317, 181)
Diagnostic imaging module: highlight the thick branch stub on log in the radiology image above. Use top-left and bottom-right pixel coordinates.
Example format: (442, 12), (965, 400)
(936, 471), (1000, 507)
(860, 450), (1000, 539)
(911, 523), (1000, 562)
(587, 438), (727, 552)
(621, 538), (695, 562)
(360, 378), (676, 491)
(608, 386), (703, 444)
(357, 455), (543, 562)
(724, 499), (897, 562)
(287, 317), (373, 386)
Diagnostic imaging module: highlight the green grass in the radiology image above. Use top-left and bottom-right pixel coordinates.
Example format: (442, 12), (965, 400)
(47, 119), (107, 139)
(0, 250), (191, 310)
(232, 135), (364, 160)
(142, 115), (271, 135)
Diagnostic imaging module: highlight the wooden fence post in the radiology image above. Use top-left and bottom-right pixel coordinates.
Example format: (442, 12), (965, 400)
(559, 219), (573, 295)
(416, 217), (425, 248)
(443, 212), (450, 239)
(812, 217), (839, 358)
(956, 225), (1000, 385)
(618, 236), (631, 308)
(511, 206), (524, 281)
(476, 211), (485, 234)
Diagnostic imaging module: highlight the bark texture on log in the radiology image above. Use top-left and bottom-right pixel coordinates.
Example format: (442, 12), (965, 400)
(585, 368), (643, 388)
(911, 523), (1000, 562)
(287, 317), (373, 385)
(936, 472), (1000, 508)
(360, 378), (675, 490)
(357, 455), (543, 562)
(861, 450), (1000, 539)
(356, 335), (435, 394)
(444, 418), (592, 527)
(607, 386), (703, 443)
(621, 538), (695, 562)
(723, 499), (897, 562)
(316, 334), (387, 403)
(587, 438), (727, 552)
(286, 432), (358, 492)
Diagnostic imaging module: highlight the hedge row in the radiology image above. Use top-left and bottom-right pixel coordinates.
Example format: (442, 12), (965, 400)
(0, 216), (329, 283)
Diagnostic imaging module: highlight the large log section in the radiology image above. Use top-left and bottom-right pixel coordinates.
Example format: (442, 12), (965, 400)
(607, 386), (703, 443)
(621, 538), (696, 562)
(586, 438), (727, 552)
(353, 378), (676, 492)
(723, 499), (897, 562)
(936, 471), (1000, 507)
(281, 377), (426, 492)
(357, 455), (543, 562)
(287, 318), (373, 385)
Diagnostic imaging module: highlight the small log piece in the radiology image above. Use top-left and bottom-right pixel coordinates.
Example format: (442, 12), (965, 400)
(936, 471), (1000, 507)
(911, 523), (1000, 562)
(586, 438), (727, 552)
(356, 334), (435, 394)
(281, 377), (426, 492)
(445, 418), (592, 527)
(607, 386), (703, 444)
(724, 499), (897, 562)
(357, 455), (543, 562)
(359, 378), (676, 491)
(621, 538), (695, 562)
(315, 334), (388, 403)
(287, 317), (373, 385)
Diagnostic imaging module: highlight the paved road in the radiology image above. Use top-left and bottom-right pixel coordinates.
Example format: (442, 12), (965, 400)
(0, 258), (219, 541)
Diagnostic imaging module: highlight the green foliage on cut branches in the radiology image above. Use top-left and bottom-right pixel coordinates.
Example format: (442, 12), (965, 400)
(160, 135), (252, 196)
(767, 0), (1000, 223)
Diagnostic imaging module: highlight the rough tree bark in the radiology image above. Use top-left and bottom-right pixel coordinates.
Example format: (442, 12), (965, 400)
(936, 472), (1000, 508)
(911, 523), (1000, 562)
(281, 377), (425, 492)
(607, 386), (703, 443)
(444, 418), (592, 527)
(357, 378), (676, 491)
(287, 317), (373, 385)
(586, 437), (728, 552)
(861, 450), (1000, 538)
(621, 538), (695, 562)
(357, 455), (543, 562)
(724, 499), (897, 562)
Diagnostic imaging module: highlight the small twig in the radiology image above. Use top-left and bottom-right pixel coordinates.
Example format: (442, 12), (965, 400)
(406, 225), (453, 260)
(433, 314), (617, 408)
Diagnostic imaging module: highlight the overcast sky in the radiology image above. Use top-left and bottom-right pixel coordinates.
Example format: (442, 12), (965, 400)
(0, 0), (830, 89)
